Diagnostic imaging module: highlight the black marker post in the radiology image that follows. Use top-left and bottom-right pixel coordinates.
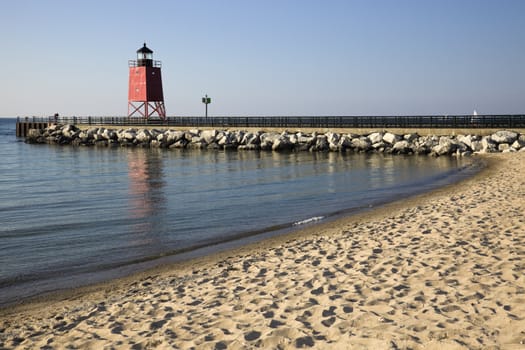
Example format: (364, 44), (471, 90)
(202, 94), (211, 119)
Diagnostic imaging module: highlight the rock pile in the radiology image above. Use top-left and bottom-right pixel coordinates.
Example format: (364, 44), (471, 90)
(26, 124), (525, 156)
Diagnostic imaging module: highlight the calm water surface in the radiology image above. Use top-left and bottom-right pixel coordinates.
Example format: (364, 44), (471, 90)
(0, 118), (476, 306)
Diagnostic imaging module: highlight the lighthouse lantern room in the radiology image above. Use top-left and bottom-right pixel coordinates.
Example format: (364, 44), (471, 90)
(128, 43), (166, 119)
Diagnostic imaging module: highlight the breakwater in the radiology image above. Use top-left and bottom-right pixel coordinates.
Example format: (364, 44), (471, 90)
(25, 124), (525, 156)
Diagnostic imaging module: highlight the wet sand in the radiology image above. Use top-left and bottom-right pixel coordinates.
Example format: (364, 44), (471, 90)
(1, 153), (524, 349)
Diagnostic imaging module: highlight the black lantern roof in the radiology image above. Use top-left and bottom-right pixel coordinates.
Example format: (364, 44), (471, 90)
(137, 43), (153, 54)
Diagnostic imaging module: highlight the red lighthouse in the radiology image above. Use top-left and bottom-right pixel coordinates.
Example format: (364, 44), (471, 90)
(128, 43), (166, 119)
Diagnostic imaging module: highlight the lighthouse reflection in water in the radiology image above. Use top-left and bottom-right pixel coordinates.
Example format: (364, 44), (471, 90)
(127, 149), (166, 247)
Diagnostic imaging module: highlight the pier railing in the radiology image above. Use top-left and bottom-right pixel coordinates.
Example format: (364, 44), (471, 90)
(17, 115), (525, 130)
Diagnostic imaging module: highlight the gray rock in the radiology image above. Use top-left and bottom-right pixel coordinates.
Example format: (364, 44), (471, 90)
(62, 124), (79, 138)
(150, 140), (162, 148)
(491, 130), (518, 144)
(78, 130), (92, 141)
(243, 132), (261, 146)
(232, 131), (245, 144)
(165, 130), (184, 145)
(511, 139), (525, 150)
(498, 143), (511, 152)
(170, 139), (188, 148)
(432, 137), (459, 156)
(481, 136), (497, 153)
(149, 129), (163, 139)
(392, 140), (412, 154)
(326, 132), (340, 145)
(310, 135), (329, 152)
(469, 140), (483, 152)
(260, 132), (280, 144)
(184, 131), (196, 140)
(26, 128), (42, 139)
(352, 137), (372, 152)
(259, 141), (273, 151)
(136, 129), (152, 143)
(383, 132), (401, 145)
(201, 129), (218, 144)
(120, 129), (136, 141)
(368, 132), (383, 144)
(339, 135), (353, 149)
(297, 133), (315, 148)
(412, 144), (430, 154)
(187, 141), (206, 149)
(47, 123), (60, 132)
(191, 135), (205, 144)
(404, 133), (419, 142)
(217, 135), (231, 146)
(372, 141), (387, 151)
(457, 135), (473, 149)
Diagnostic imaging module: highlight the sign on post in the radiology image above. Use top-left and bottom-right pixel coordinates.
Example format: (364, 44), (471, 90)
(202, 94), (211, 118)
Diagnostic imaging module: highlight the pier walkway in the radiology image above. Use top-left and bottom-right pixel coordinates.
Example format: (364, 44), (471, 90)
(16, 115), (525, 137)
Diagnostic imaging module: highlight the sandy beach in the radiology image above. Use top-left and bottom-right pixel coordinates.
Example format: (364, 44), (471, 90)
(1, 153), (523, 349)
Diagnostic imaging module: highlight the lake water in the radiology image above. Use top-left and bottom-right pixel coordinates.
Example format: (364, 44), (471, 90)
(0, 118), (477, 306)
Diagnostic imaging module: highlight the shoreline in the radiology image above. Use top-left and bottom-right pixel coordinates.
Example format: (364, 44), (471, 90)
(1, 153), (524, 349)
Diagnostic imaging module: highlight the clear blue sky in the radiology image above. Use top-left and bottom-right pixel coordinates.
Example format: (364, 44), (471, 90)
(2, 0), (524, 117)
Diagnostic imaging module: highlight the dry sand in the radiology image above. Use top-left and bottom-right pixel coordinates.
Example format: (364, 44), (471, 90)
(1, 153), (524, 350)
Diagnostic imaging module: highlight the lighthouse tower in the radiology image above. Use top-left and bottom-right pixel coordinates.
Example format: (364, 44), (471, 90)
(128, 43), (166, 119)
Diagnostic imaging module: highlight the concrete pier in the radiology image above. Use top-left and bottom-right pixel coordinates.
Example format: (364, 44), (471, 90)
(16, 120), (50, 137)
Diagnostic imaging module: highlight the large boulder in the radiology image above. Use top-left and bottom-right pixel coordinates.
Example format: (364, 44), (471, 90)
(432, 137), (459, 156)
(136, 129), (152, 143)
(469, 140), (483, 152)
(368, 132), (383, 144)
(62, 124), (79, 138)
(26, 128), (42, 142)
(260, 132), (279, 150)
(511, 139), (524, 150)
(78, 128), (97, 141)
(371, 141), (388, 151)
(491, 130), (518, 144)
(481, 136), (497, 153)
(231, 131), (245, 144)
(351, 137), (372, 152)
(272, 136), (293, 151)
(498, 143), (511, 152)
(325, 132), (340, 151)
(119, 129), (136, 141)
(382, 132), (401, 145)
(457, 135), (473, 150)
(404, 133), (419, 142)
(326, 132), (340, 145)
(339, 135), (353, 150)
(165, 130), (184, 145)
(243, 132), (261, 146)
(310, 135), (329, 152)
(296, 133), (315, 148)
(392, 140), (412, 154)
(201, 129), (218, 144)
